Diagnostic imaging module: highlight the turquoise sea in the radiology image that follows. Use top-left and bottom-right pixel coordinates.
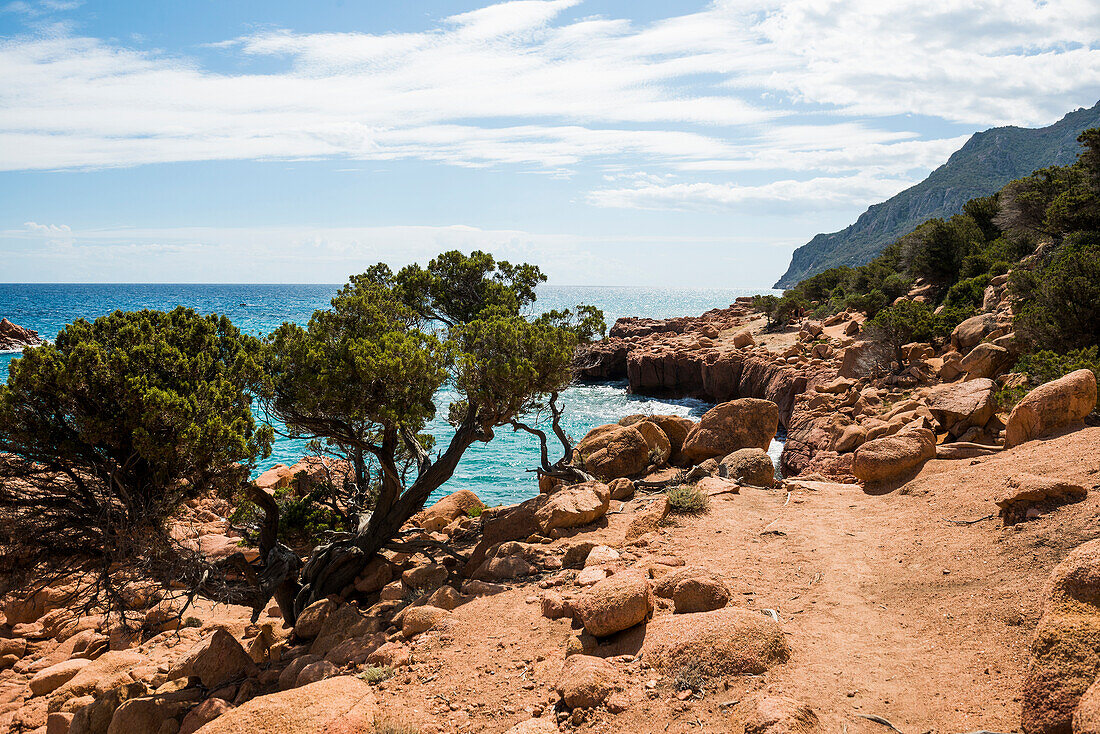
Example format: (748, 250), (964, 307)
(0, 284), (777, 506)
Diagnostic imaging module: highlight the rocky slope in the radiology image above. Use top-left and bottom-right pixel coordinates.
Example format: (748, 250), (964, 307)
(774, 100), (1100, 288)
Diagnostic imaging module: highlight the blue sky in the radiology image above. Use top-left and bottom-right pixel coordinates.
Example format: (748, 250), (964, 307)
(1, 0), (1098, 287)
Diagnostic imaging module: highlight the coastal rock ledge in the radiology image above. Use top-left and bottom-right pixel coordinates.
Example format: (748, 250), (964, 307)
(0, 318), (44, 351)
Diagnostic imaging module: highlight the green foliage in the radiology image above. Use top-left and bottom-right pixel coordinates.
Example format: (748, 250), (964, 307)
(1015, 346), (1100, 386)
(942, 274), (990, 311)
(667, 484), (709, 515)
(359, 665), (395, 684)
(0, 307), (271, 606)
(265, 251), (584, 568)
(862, 300), (956, 370)
(898, 216), (984, 285)
(534, 304), (607, 344)
(1011, 234), (1100, 352)
(267, 282), (450, 435)
(784, 127), (1100, 374)
(753, 294), (804, 331)
(366, 249), (546, 326)
(464, 505), (484, 518)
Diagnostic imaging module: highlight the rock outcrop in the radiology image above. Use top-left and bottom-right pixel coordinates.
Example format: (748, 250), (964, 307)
(641, 607), (789, 678)
(682, 399), (779, 462)
(1022, 539), (1100, 734)
(0, 318), (43, 351)
(1006, 369), (1097, 448)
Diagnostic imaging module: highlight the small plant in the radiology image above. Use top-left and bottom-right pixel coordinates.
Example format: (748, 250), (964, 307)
(359, 665), (395, 684)
(373, 720), (418, 734)
(674, 666), (709, 692)
(465, 505), (484, 518)
(666, 485), (709, 515)
(182, 617), (202, 628)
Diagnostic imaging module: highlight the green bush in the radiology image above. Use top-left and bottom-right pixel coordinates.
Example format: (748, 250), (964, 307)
(1012, 347), (1100, 412)
(1011, 235), (1100, 352)
(667, 485), (709, 515)
(0, 307), (271, 610)
(943, 274), (991, 311)
(359, 665), (394, 684)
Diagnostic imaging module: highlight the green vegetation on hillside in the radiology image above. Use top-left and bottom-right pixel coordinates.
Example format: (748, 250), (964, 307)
(775, 101), (1100, 288)
(781, 127), (1100, 380)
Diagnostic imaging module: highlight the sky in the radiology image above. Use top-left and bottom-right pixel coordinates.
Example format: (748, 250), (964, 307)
(1, 1), (1099, 288)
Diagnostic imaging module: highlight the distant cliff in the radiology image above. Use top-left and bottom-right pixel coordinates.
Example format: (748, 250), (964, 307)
(774, 101), (1100, 289)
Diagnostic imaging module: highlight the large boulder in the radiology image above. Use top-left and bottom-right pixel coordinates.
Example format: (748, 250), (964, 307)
(1023, 539), (1100, 734)
(574, 424), (651, 479)
(682, 399), (779, 462)
(926, 378), (996, 436)
(179, 697), (233, 734)
(634, 421), (672, 465)
(106, 689), (200, 734)
(959, 342), (1012, 380)
(534, 481), (610, 534)
(850, 429), (936, 483)
(951, 313), (996, 352)
(646, 415), (695, 458)
(571, 571), (653, 637)
(29, 658), (90, 697)
(294, 598), (339, 640)
(413, 489), (485, 533)
(641, 607), (789, 678)
(555, 655), (621, 709)
(653, 567), (730, 613)
(1006, 369), (1097, 448)
(719, 448), (776, 487)
(310, 603), (381, 658)
(996, 474), (1088, 525)
(192, 675), (377, 734)
(49, 649), (145, 701)
(169, 628), (258, 690)
(400, 606), (451, 638)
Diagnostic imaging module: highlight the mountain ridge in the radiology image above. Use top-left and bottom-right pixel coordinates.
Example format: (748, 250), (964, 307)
(774, 100), (1100, 288)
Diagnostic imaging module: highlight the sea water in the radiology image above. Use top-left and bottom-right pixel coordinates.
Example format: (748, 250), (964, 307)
(0, 284), (780, 506)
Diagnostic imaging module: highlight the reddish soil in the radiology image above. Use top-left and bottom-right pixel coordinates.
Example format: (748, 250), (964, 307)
(377, 426), (1100, 733)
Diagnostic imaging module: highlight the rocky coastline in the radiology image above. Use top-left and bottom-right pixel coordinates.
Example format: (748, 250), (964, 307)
(2, 290), (1100, 733)
(0, 319), (43, 352)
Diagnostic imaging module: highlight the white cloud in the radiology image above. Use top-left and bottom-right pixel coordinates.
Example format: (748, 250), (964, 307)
(0, 0), (1097, 213)
(587, 172), (916, 211)
(23, 221), (71, 233)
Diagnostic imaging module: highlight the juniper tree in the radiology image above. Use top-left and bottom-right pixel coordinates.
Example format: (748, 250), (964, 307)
(264, 251), (596, 616)
(0, 308), (273, 616)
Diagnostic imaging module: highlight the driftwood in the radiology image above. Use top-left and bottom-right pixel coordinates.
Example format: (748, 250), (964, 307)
(855, 713), (905, 733)
(935, 442), (1003, 460)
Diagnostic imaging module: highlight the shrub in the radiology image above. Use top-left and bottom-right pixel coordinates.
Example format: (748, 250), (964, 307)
(1014, 347), (1100, 411)
(667, 485), (709, 515)
(359, 665), (394, 684)
(861, 300), (944, 369)
(1011, 235), (1100, 352)
(943, 274), (991, 311)
(0, 307), (271, 611)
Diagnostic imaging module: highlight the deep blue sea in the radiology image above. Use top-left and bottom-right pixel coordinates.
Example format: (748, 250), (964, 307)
(0, 284), (778, 506)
